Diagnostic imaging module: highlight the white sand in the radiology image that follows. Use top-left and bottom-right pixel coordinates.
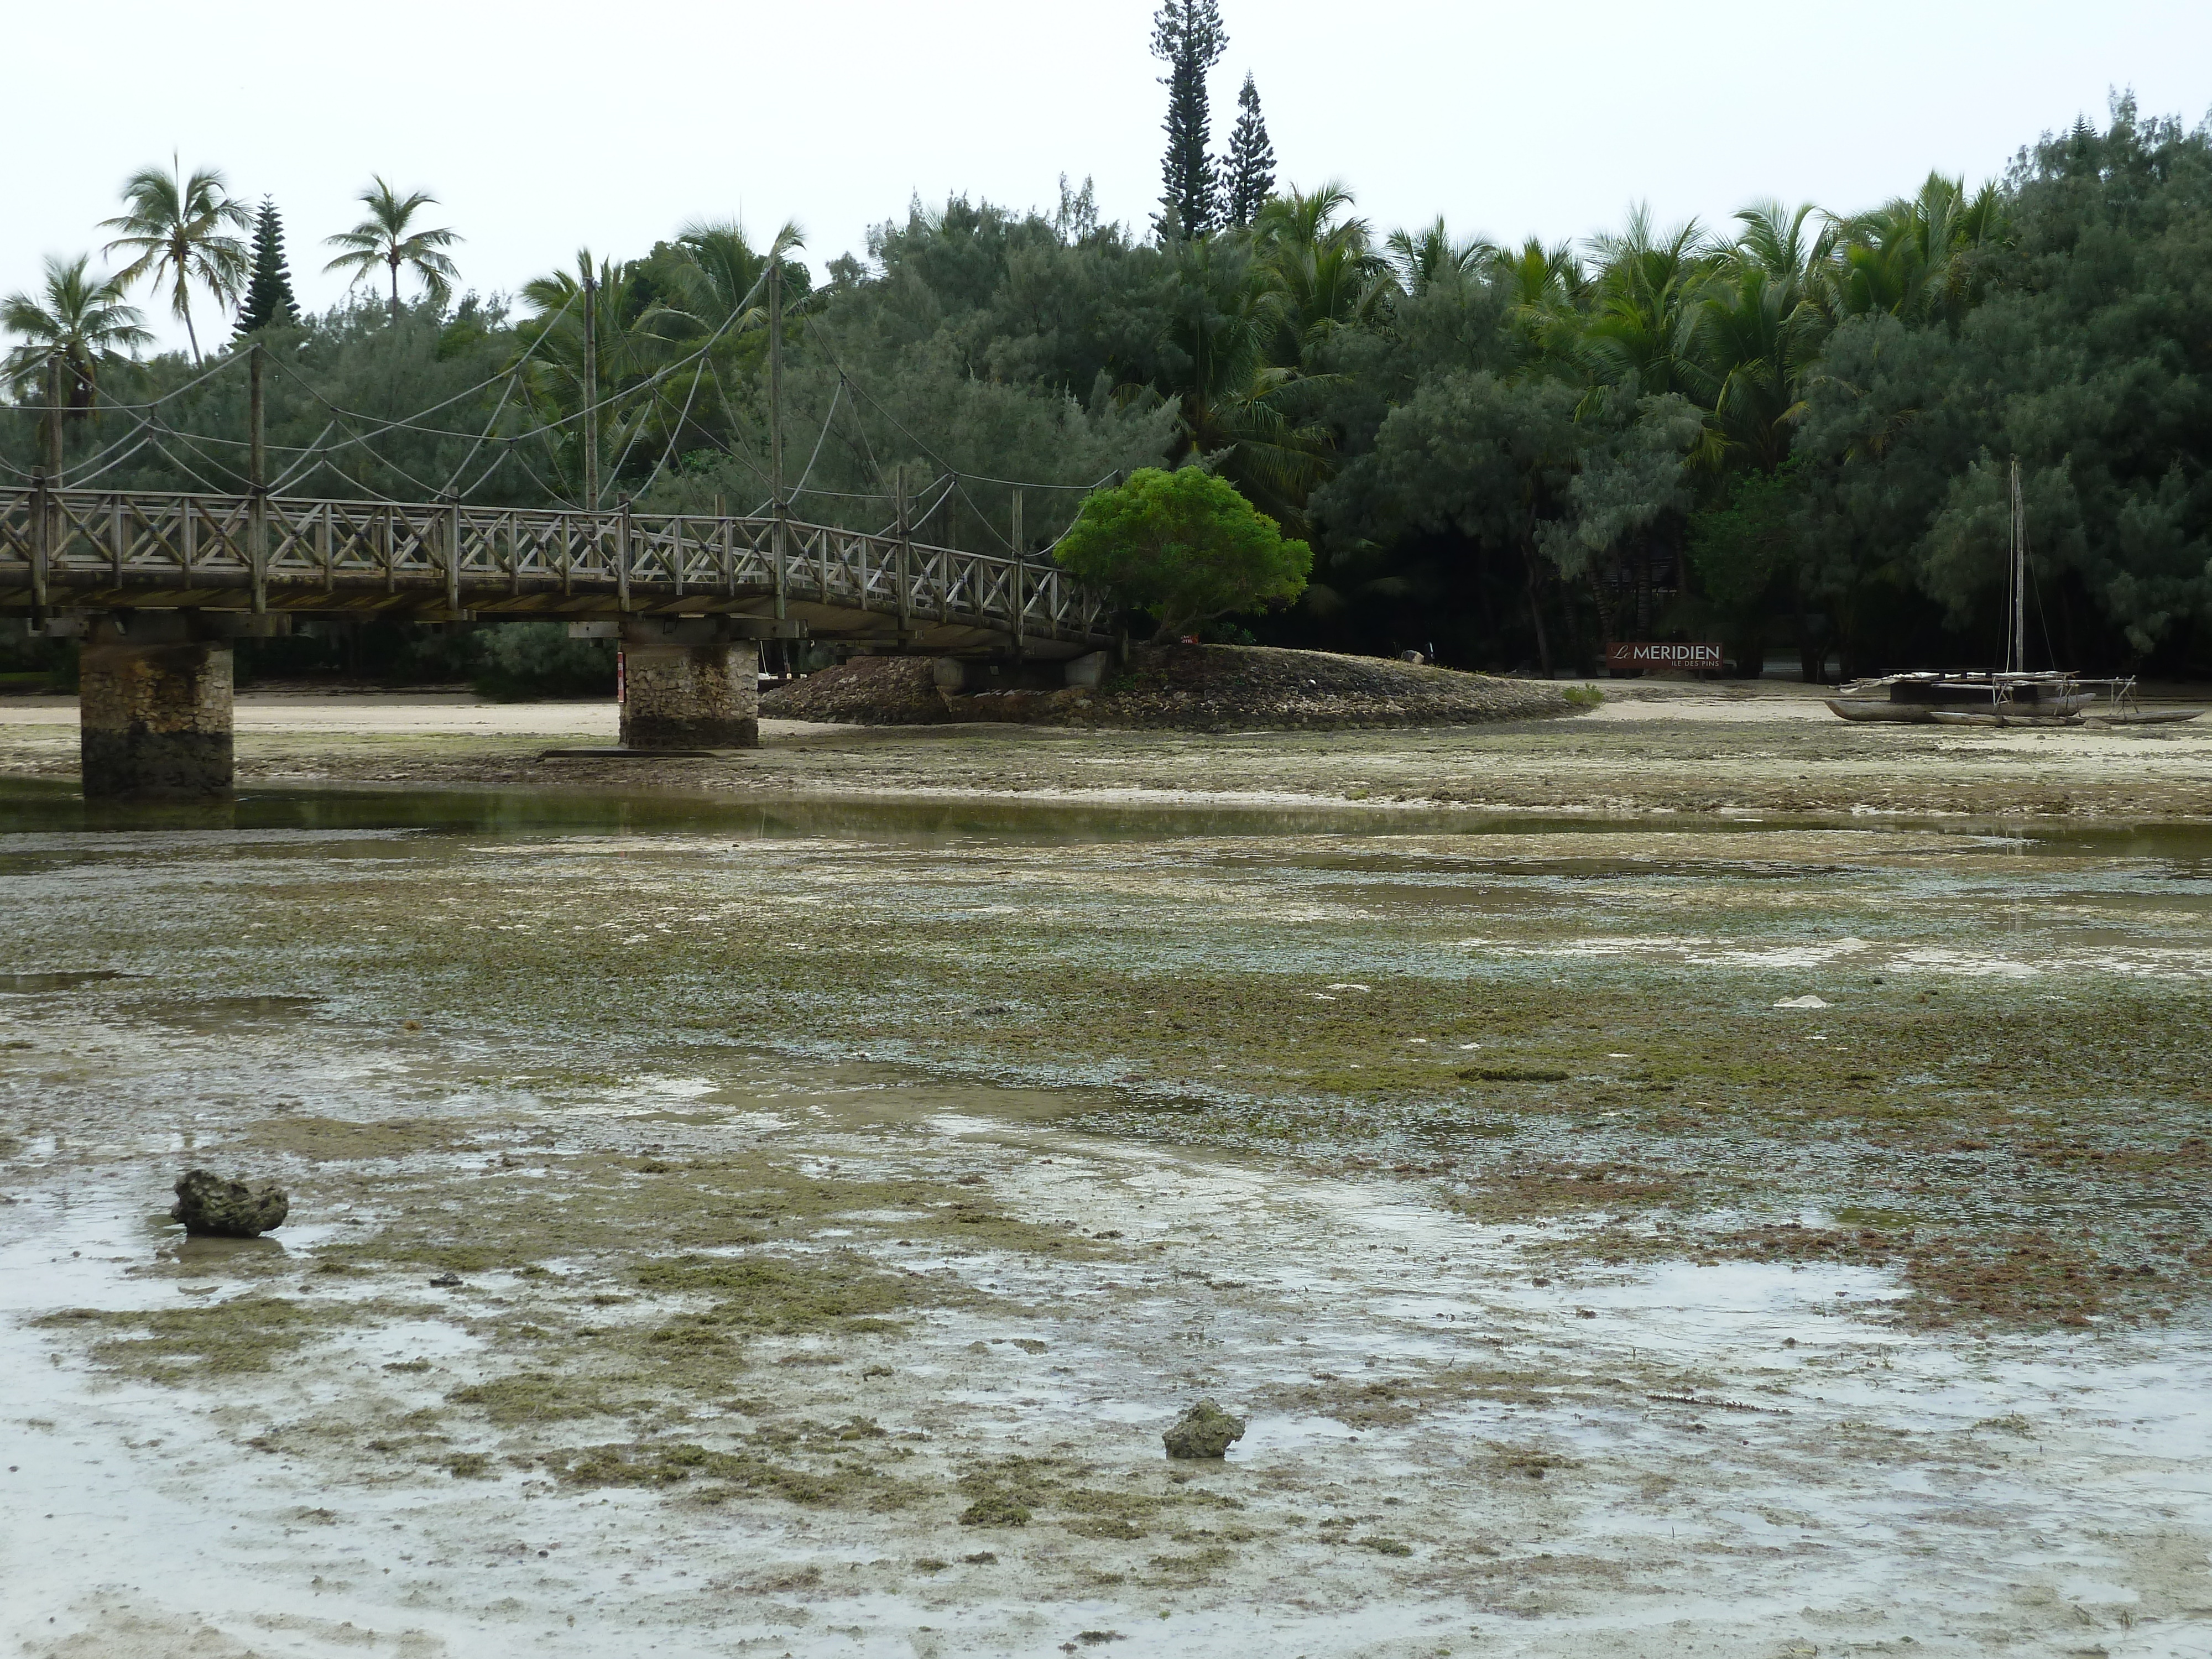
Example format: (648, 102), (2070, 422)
(0, 693), (615, 738)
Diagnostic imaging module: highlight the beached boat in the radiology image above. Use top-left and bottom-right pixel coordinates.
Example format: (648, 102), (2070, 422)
(2084, 707), (2204, 726)
(1824, 698), (1932, 723)
(1928, 708), (2084, 728)
(1824, 461), (2141, 727)
(1827, 669), (2097, 721)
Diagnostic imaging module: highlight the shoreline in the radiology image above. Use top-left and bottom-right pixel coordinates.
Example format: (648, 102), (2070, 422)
(2, 680), (2209, 821)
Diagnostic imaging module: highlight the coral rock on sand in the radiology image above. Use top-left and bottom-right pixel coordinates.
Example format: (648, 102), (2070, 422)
(761, 642), (1574, 733)
(1163, 1398), (1246, 1459)
(170, 1168), (289, 1237)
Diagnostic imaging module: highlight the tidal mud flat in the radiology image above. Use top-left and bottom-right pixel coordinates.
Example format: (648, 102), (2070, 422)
(3, 786), (2211, 1657)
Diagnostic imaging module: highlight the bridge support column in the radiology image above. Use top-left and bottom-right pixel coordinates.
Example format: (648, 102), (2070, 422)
(618, 619), (759, 749)
(79, 615), (234, 799)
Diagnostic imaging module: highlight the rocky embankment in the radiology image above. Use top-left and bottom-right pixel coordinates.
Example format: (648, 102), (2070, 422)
(760, 643), (1579, 731)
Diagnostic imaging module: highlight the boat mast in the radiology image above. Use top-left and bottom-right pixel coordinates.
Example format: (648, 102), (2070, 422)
(2007, 457), (2027, 674)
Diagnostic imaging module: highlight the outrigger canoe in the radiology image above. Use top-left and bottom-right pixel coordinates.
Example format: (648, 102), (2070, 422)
(1928, 709), (2083, 728)
(1827, 670), (2104, 724)
(1825, 700), (1932, 723)
(2085, 708), (2204, 726)
(1827, 672), (2201, 727)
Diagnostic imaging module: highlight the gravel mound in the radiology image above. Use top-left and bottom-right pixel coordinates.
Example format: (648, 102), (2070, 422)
(762, 644), (1575, 732)
(762, 655), (947, 725)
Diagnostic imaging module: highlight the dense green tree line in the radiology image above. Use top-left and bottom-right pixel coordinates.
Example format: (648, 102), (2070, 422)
(8, 95), (2212, 676)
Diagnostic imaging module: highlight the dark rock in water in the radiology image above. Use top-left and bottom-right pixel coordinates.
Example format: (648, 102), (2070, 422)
(1162, 1398), (1245, 1460)
(170, 1168), (289, 1237)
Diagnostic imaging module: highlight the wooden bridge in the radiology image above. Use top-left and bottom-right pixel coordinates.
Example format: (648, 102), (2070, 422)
(1, 483), (1120, 798)
(0, 484), (1114, 656)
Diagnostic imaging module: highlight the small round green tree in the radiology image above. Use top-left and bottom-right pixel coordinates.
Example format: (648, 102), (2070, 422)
(1053, 467), (1311, 642)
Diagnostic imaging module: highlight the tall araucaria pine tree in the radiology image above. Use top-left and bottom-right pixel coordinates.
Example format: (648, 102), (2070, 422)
(234, 197), (300, 336)
(1151, 0), (1229, 241)
(1218, 72), (1276, 230)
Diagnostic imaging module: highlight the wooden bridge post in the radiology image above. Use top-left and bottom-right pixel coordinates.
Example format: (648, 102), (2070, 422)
(617, 495), (632, 612)
(45, 351), (64, 482)
(29, 472), (48, 619)
(717, 492), (734, 596)
(895, 466), (912, 638)
(1011, 488), (1025, 658)
(931, 486), (950, 627)
(248, 343), (268, 615)
(30, 353), (61, 616)
(773, 514), (787, 619)
(445, 495), (462, 614)
(582, 269), (599, 511)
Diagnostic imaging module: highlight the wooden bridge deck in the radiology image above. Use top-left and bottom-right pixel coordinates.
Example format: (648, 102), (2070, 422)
(0, 486), (1113, 655)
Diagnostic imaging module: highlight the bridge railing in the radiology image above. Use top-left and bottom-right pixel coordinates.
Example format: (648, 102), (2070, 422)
(0, 485), (1114, 645)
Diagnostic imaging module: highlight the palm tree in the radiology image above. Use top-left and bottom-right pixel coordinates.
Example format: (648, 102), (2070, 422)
(1728, 199), (1834, 299)
(643, 220), (808, 465)
(1824, 175), (2007, 325)
(98, 155), (248, 365)
(1253, 182), (1392, 364)
(1691, 266), (1824, 473)
(666, 218), (805, 336)
(1156, 233), (1329, 526)
(324, 177), (462, 322)
(2, 254), (153, 414)
(1678, 202), (1835, 472)
(1580, 206), (1715, 402)
(1385, 217), (1493, 297)
(515, 249), (693, 504)
(1487, 237), (1587, 367)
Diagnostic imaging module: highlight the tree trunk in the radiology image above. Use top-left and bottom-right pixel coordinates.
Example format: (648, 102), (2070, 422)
(1795, 591), (1820, 682)
(1558, 573), (1587, 674)
(389, 254), (402, 324)
(1586, 568), (1618, 649)
(182, 296), (201, 367)
(1519, 536), (1553, 677)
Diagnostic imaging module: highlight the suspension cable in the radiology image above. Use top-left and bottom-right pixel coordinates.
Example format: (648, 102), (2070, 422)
(631, 356), (713, 502)
(799, 314), (1111, 493)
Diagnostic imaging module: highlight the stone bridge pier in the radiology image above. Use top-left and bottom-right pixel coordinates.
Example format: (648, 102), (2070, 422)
(616, 617), (763, 750)
(77, 613), (236, 799)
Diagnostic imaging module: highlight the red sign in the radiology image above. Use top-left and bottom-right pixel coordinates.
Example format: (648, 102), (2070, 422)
(1606, 641), (1723, 671)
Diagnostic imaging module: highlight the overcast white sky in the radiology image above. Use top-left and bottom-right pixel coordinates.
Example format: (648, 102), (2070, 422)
(11, 0), (2212, 353)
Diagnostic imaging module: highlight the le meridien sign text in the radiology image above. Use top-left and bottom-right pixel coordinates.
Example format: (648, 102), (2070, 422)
(1605, 641), (1724, 671)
